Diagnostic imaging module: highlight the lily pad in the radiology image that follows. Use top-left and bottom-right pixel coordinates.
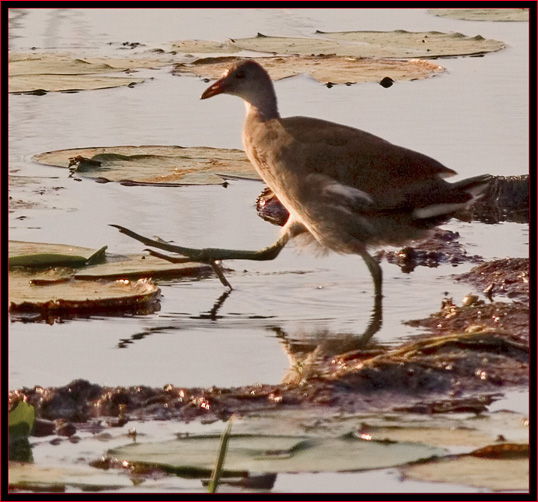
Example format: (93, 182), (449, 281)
(203, 31), (504, 59)
(8, 53), (167, 93)
(314, 30), (505, 58)
(9, 271), (160, 315)
(8, 401), (36, 462)
(402, 452), (529, 491)
(8, 463), (135, 492)
(9, 241), (107, 268)
(8, 240), (216, 318)
(9, 401), (35, 438)
(429, 8), (529, 22)
(9, 241), (211, 280)
(109, 433), (444, 475)
(74, 253), (212, 280)
(234, 409), (529, 450)
(9, 74), (144, 94)
(32, 145), (258, 185)
(174, 55), (444, 84)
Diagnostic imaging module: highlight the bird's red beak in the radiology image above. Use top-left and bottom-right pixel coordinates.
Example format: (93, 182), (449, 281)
(200, 77), (227, 99)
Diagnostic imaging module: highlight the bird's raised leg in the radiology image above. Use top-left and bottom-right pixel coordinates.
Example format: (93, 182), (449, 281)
(111, 224), (290, 261)
(110, 224), (291, 289)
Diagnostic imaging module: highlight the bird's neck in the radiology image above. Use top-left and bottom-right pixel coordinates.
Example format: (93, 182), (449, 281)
(244, 88), (280, 122)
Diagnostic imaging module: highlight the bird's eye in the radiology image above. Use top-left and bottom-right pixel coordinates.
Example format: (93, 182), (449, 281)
(235, 71), (246, 79)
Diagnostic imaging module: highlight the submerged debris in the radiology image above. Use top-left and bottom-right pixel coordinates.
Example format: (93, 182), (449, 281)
(376, 228), (483, 271)
(455, 258), (529, 303)
(470, 175), (529, 223)
(10, 254), (528, 426)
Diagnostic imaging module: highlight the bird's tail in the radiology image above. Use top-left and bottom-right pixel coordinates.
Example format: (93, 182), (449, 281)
(412, 174), (492, 220)
(451, 174), (493, 201)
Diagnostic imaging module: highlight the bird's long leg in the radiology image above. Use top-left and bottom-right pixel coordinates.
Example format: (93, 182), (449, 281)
(111, 224), (290, 262)
(360, 250), (383, 299)
(357, 250), (383, 344)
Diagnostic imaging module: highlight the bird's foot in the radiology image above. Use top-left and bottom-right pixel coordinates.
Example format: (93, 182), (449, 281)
(111, 224), (233, 289)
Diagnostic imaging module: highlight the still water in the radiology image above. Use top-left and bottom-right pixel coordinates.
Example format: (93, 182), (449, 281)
(9, 8), (528, 402)
(8, 7), (530, 495)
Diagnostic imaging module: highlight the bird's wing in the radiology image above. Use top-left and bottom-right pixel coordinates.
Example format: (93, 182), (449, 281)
(275, 116), (456, 208)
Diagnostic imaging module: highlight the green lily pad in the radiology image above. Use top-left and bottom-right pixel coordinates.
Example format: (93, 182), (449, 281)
(9, 241), (107, 268)
(9, 402), (36, 463)
(32, 145), (259, 185)
(203, 30), (504, 59)
(429, 8), (529, 22)
(9, 241), (211, 280)
(9, 401), (35, 438)
(8, 53), (167, 93)
(109, 433), (444, 475)
(174, 55), (444, 85)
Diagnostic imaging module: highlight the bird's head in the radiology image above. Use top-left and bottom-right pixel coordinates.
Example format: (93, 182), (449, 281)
(200, 60), (278, 117)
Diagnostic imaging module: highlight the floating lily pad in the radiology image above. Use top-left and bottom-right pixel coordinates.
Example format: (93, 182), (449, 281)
(8, 241), (215, 318)
(9, 241), (211, 280)
(8, 402), (35, 462)
(74, 253), (212, 280)
(109, 433), (444, 475)
(32, 145), (258, 185)
(194, 31), (504, 59)
(234, 409), (529, 449)
(9, 401), (35, 438)
(8, 463), (135, 492)
(402, 452), (529, 491)
(429, 8), (529, 22)
(9, 270), (160, 315)
(9, 241), (107, 268)
(10, 74), (144, 94)
(314, 30), (505, 58)
(8, 53), (167, 93)
(174, 55), (444, 84)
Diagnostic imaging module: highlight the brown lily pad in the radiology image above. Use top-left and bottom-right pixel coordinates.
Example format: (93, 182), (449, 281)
(429, 8), (529, 22)
(7, 53), (169, 93)
(174, 54), (444, 85)
(74, 253), (212, 281)
(32, 145), (259, 185)
(9, 270), (160, 316)
(9, 74), (144, 94)
(8, 463), (135, 492)
(8, 241), (214, 321)
(401, 453), (528, 491)
(313, 30), (505, 58)
(209, 31), (505, 59)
